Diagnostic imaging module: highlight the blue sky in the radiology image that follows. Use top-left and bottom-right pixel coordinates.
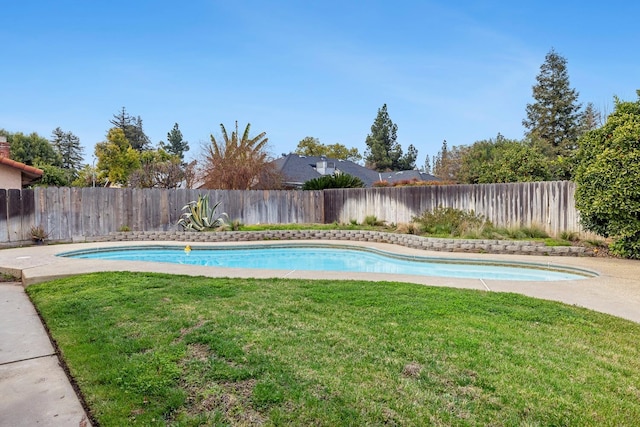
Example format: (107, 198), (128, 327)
(2, 1), (638, 166)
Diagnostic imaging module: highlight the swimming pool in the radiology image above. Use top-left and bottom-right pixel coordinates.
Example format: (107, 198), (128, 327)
(59, 244), (595, 281)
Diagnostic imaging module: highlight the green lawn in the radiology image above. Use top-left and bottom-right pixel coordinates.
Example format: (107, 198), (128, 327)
(27, 272), (640, 426)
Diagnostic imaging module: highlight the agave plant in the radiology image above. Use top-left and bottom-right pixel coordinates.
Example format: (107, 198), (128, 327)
(177, 194), (228, 231)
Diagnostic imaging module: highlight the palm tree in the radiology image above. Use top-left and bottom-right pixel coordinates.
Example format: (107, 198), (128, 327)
(200, 121), (282, 189)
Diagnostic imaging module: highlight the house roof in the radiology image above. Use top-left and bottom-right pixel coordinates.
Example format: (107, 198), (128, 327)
(0, 156), (44, 186)
(378, 170), (440, 183)
(273, 154), (439, 187)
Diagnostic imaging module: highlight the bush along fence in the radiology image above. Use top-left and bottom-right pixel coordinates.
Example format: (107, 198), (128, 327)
(1, 181), (589, 244)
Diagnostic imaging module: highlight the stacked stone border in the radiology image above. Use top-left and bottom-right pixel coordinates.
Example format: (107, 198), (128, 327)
(94, 230), (589, 257)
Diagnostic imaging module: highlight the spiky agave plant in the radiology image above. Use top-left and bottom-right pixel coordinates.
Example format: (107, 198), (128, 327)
(177, 194), (228, 231)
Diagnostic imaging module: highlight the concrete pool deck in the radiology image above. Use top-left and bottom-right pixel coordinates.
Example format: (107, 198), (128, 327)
(3, 240), (640, 322)
(1, 240), (640, 425)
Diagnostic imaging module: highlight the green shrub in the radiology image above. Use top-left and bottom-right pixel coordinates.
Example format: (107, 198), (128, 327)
(609, 233), (640, 259)
(574, 91), (640, 258)
(560, 231), (580, 242)
(364, 215), (384, 226)
(302, 173), (364, 190)
(521, 226), (549, 239)
(412, 207), (491, 237)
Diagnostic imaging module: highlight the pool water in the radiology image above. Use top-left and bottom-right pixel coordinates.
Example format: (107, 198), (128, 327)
(59, 244), (594, 281)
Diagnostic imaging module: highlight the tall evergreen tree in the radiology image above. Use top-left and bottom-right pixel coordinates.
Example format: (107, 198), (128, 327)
(365, 104), (400, 171)
(523, 49), (582, 179)
(109, 107), (151, 151)
(50, 127), (84, 174)
(364, 104), (417, 171)
(160, 123), (189, 161)
(397, 144), (418, 170)
(422, 154), (431, 174)
(579, 102), (602, 135)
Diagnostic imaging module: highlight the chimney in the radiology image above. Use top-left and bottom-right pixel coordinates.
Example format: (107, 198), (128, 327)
(316, 160), (335, 175)
(0, 136), (9, 158)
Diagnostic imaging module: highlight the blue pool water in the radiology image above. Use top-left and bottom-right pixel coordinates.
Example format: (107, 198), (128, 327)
(59, 244), (594, 281)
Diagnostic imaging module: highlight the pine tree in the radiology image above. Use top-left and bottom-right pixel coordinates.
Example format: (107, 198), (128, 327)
(160, 123), (189, 161)
(523, 49), (582, 179)
(109, 107), (151, 151)
(365, 104), (400, 171)
(422, 154), (431, 174)
(397, 144), (418, 170)
(579, 102), (602, 135)
(50, 127), (84, 174)
(364, 104), (416, 171)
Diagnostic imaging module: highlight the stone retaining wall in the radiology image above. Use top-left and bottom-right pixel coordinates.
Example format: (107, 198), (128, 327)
(92, 230), (589, 257)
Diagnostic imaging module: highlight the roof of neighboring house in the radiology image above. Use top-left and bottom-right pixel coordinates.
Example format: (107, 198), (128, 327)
(273, 154), (439, 187)
(378, 170), (440, 183)
(0, 156), (44, 186)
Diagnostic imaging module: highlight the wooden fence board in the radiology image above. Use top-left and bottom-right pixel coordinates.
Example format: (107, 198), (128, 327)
(0, 190), (7, 242)
(12, 190), (31, 242)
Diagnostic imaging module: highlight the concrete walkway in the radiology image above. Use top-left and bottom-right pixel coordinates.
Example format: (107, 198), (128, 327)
(1, 240), (639, 426)
(0, 281), (90, 426)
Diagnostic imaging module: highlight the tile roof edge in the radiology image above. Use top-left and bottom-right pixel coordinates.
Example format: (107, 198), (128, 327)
(0, 156), (44, 177)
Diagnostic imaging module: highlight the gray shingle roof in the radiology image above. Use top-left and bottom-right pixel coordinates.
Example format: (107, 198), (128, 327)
(273, 154), (439, 187)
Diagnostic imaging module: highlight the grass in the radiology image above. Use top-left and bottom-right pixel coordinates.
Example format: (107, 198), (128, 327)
(238, 222), (378, 232)
(0, 271), (19, 282)
(27, 272), (640, 426)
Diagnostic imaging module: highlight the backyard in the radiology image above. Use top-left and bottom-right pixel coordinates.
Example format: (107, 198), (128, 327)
(28, 271), (640, 426)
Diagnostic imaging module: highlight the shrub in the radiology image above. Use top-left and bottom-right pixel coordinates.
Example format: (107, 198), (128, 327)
(412, 207), (491, 237)
(364, 215), (384, 226)
(30, 225), (50, 242)
(574, 91), (640, 258)
(560, 231), (580, 242)
(302, 173), (364, 190)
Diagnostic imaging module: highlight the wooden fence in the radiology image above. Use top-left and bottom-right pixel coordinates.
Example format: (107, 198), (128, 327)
(0, 188), (324, 243)
(1, 181), (588, 243)
(324, 181), (582, 237)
